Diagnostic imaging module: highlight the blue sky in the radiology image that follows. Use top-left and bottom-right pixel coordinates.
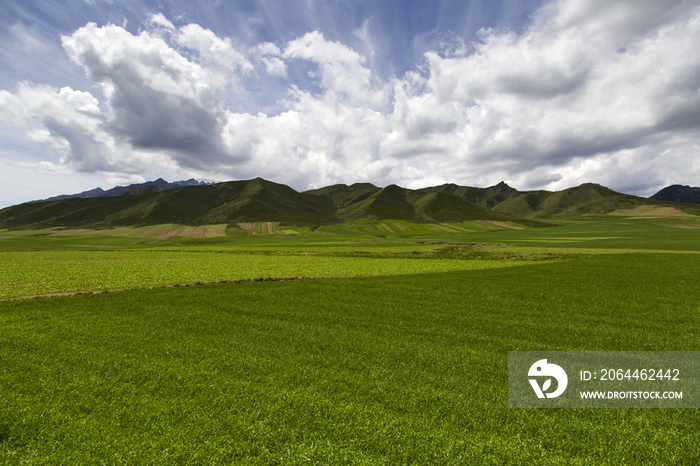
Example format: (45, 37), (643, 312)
(1, 0), (699, 207)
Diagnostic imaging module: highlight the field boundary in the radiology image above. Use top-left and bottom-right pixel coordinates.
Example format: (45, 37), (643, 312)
(0, 275), (356, 301)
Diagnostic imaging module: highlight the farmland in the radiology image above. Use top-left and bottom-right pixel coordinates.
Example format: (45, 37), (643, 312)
(0, 250), (536, 300)
(1, 213), (699, 464)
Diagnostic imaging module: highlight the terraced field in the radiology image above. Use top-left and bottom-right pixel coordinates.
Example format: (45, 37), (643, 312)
(315, 219), (527, 236)
(47, 224), (229, 239)
(237, 222), (283, 235)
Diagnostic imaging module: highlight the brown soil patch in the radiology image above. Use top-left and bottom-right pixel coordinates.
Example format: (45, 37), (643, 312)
(172, 226), (193, 238)
(238, 222), (254, 233)
(190, 226), (207, 238)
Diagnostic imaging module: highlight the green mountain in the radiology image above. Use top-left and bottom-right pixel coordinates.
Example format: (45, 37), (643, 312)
(3, 178), (695, 231)
(0, 178), (336, 229)
(492, 183), (630, 218)
(307, 183), (546, 226)
(1, 178), (550, 230)
(421, 181), (521, 209)
(426, 182), (700, 218)
(650, 185), (700, 204)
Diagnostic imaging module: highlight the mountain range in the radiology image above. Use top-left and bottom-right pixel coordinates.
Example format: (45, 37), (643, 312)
(650, 185), (700, 204)
(1, 178), (698, 230)
(34, 178), (211, 202)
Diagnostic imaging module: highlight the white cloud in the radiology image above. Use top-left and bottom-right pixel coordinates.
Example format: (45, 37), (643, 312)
(104, 173), (146, 186)
(25, 128), (68, 148)
(262, 56), (287, 77)
(2, 2), (700, 198)
(60, 22), (233, 169)
(16, 160), (73, 175)
(174, 23), (254, 83)
(284, 31), (388, 108)
(253, 42), (287, 77)
(387, 0), (700, 192)
(149, 13), (175, 31)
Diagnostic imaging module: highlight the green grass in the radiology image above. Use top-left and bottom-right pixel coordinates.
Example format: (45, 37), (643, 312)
(0, 178), (552, 231)
(315, 219), (520, 236)
(1, 254), (699, 464)
(0, 250), (538, 299)
(0, 219), (699, 463)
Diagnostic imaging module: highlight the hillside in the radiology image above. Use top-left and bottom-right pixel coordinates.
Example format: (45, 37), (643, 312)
(489, 183), (643, 218)
(650, 185), (700, 204)
(0, 178), (336, 229)
(1, 178), (548, 230)
(305, 183), (548, 227)
(420, 181), (522, 209)
(3, 178), (697, 230)
(428, 182), (700, 219)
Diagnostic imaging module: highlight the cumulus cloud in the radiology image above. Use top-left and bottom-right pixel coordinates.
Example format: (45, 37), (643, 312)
(390, 0), (700, 192)
(253, 43), (287, 77)
(283, 31), (388, 109)
(149, 13), (175, 31)
(173, 23), (254, 82)
(60, 22), (237, 169)
(2, 0), (700, 196)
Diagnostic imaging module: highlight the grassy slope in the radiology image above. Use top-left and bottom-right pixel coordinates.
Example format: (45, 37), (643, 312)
(2, 180), (543, 230)
(4, 179), (700, 232)
(421, 183), (520, 209)
(0, 179), (338, 229)
(310, 184), (550, 227)
(316, 181), (700, 222)
(1, 253), (699, 464)
(304, 183), (380, 210)
(493, 183), (700, 218)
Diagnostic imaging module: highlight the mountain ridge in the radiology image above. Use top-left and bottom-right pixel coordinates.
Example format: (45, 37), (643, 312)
(34, 178), (212, 202)
(2, 179), (698, 230)
(650, 184), (700, 204)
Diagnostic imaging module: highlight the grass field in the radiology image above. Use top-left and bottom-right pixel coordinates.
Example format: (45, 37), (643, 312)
(0, 251), (538, 299)
(1, 214), (699, 464)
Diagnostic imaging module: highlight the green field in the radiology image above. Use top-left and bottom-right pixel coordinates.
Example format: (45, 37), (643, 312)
(1, 215), (699, 464)
(0, 250), (539, 299)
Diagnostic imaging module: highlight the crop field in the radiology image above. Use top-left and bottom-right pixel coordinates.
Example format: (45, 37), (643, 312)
(0, 250), (537, 299)
(314, 220), (523, 236)
(48, 224), (230, 239)
(0, 213), (699, 464)
(237, 223), (284, 235)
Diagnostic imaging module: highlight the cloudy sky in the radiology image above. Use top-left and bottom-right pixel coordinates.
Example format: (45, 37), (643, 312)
(1, 0), (699, 207)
